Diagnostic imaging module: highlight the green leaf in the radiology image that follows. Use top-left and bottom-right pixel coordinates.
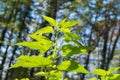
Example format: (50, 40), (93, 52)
(107, 74), (120, 80)
(93, 69), (107, 76)
(59, 18), (66, 27)
(60, 20), (81, 28)
(15, 78), (30, 80)
(49, 70), (62, 80)
(21, 78), (29, 80)
(16, 42), (40, 49)
(10, 56), (53, 68)
(57, 60), (89, 74)
(42, 15), (58, 27)
(29, 34), (50, 41)
(36, 72), (49, 77)
(36, 70), (62, 80)
(16, 40), (54, 54)
(82, 46), (94, 50)
(64, 33), (82, 41)
(34, 26), (54, 35)
(60, 28), (70, 33)
(72, 64), (90, 74)
(61, 44), (87, 56)
(64, 33), (83, 47)
(88, 78), (98, 80)
(107, 67), (120, 75)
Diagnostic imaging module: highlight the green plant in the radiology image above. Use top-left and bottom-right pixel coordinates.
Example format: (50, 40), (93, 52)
(15, 78), (30, 80)
(88, 67), (120, 80)
(10, 15), (90, 80)
(10, 16), (120, 80)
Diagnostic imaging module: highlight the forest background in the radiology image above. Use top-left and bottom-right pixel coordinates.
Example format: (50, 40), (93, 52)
(0, 0), (120, 80)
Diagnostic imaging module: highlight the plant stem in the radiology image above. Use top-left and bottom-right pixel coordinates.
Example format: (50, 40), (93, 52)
(53, 27), (59, 57)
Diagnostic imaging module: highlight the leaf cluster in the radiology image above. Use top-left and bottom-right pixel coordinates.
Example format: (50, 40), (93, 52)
(10, 16), (120, 80)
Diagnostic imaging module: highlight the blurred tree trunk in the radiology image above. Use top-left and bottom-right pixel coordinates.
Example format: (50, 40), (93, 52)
(0, 8), (15, 79)
(4, 3), (31, 80)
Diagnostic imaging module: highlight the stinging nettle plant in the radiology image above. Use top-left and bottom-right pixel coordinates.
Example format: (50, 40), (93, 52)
(10, 16), (120, 80)
(89, 67), (120, 80)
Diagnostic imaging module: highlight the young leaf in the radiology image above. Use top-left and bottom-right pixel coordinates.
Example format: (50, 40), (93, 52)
(34, 26), (54, 35)
(57, 60), (89, 74)
(64, 33), (83, 46)
(60, 28), (70, 33)
(16, 42), (40, 49)
(16, 41), (54, 54)
(61, 44), (87, 56)
(20, 78), (30, 80)
(29, 34), (50, 41)
(36, 72), (49, 77)
(88, 78), (98, 80)
(64, 33), (82, 41)
(50, 71), (62, 78)
(49, 70), (62, 80)
(42, 15), (58, 27)
(60, 20), (81, 28)
(93, 69), (107, 76)
(57, 60), (78, 71)
(107, 67), (120, 75)
(36, 70), (62, 80)
(82, 46), (94, 50)
(72, 64), (90, 74)
(59, 18), (66, 27)
(107, 74), (120, 80)
(10, 56), (53, 69)
(15, 78), (30, 80)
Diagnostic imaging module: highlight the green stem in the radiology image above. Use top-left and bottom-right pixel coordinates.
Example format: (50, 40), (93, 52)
(53, 27), (59, 58)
